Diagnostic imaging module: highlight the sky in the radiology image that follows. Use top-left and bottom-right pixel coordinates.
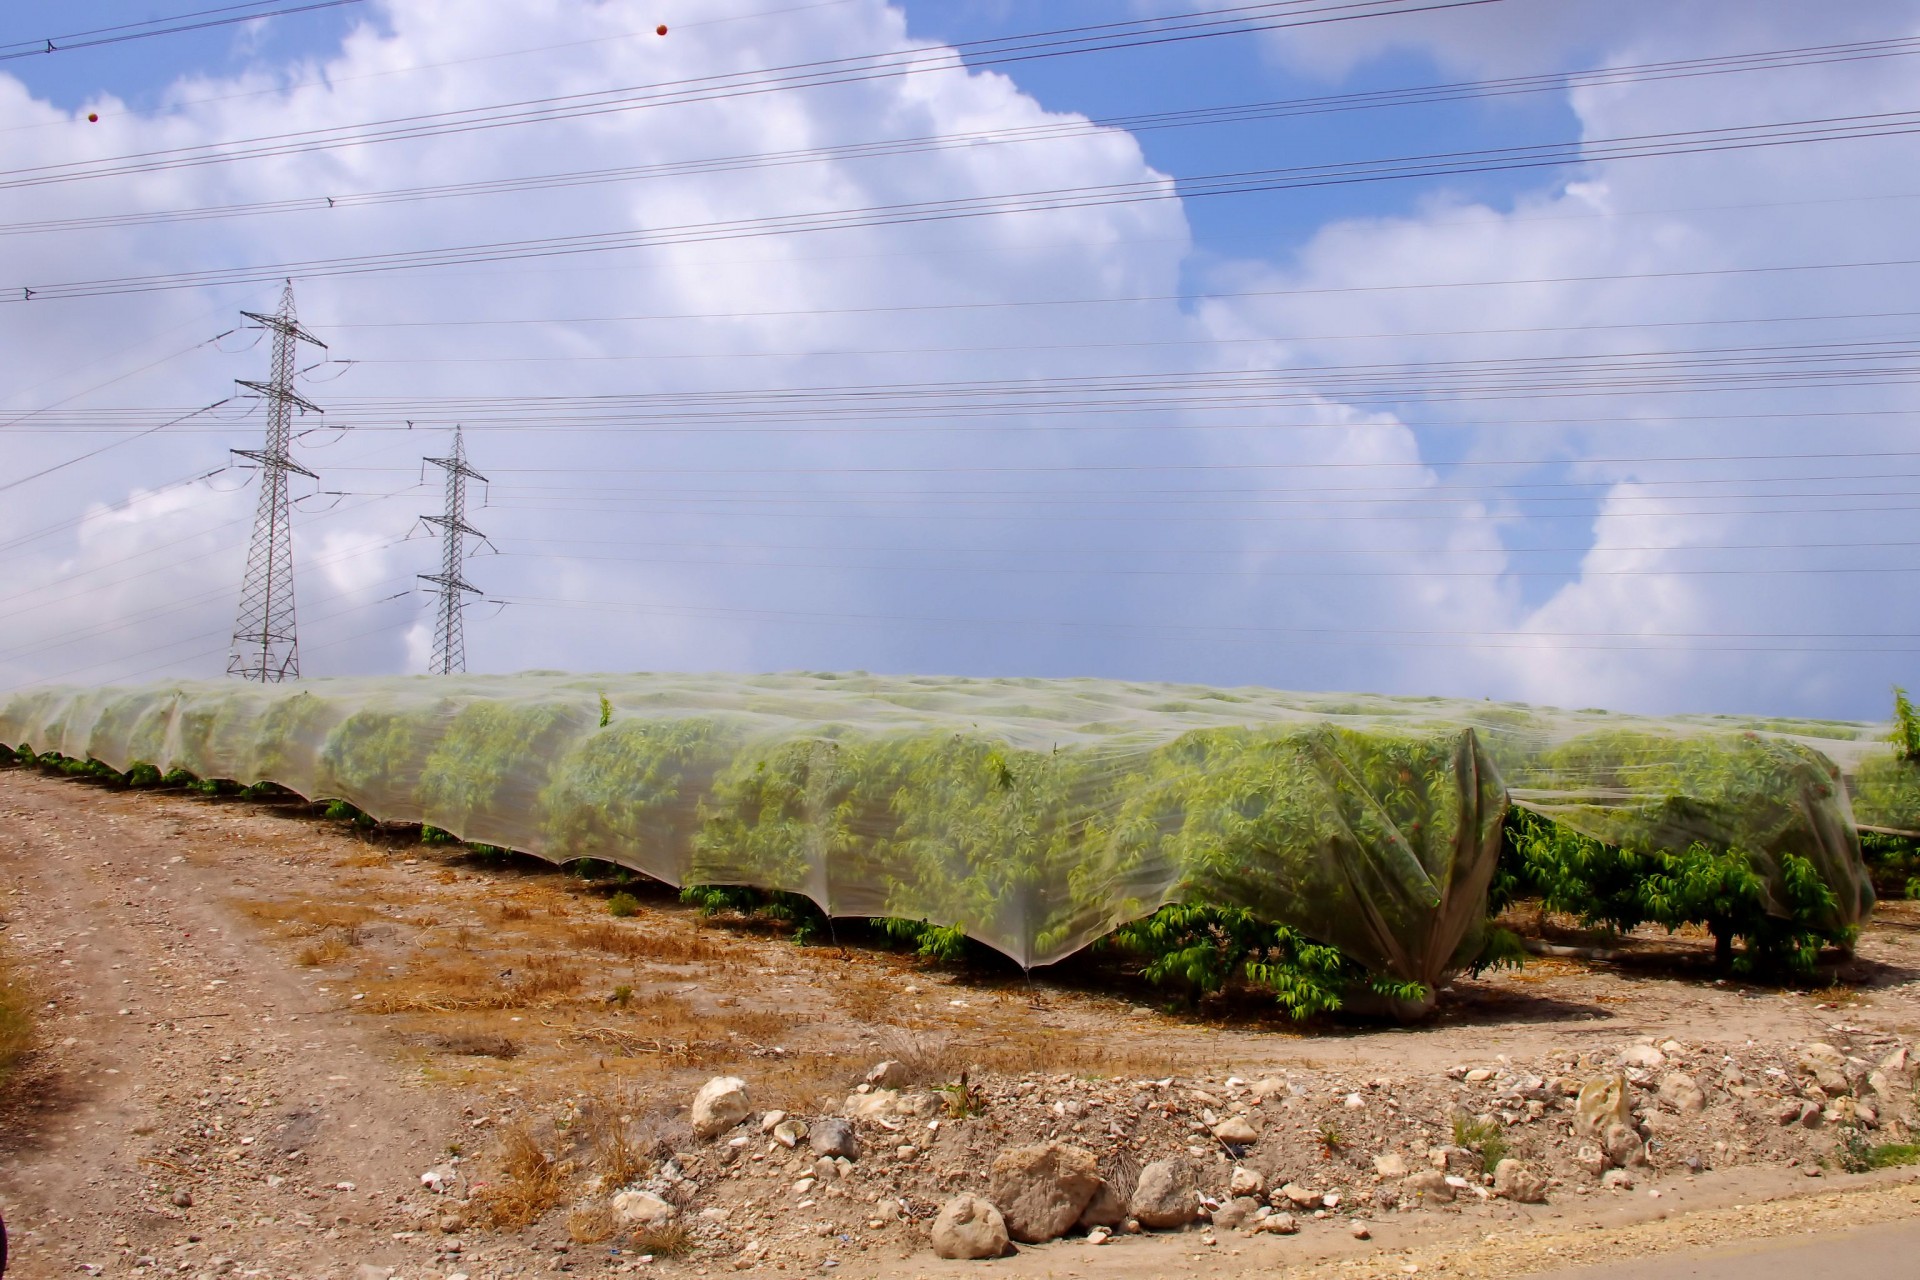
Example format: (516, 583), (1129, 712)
(1, 0), (1916, 719)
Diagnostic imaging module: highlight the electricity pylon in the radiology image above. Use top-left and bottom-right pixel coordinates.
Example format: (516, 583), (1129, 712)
(228, 281), (325, 682)
(420, 426), (487, 675)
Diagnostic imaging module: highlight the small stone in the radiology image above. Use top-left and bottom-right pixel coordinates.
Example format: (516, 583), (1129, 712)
(1228, 1166), (1265, 1197)
(1078, 1179), (1128, 1230)
(1574, 1144), (1607, 1177)
(1372, 1152), (1408, 1179)
(793, 1177), (816, 1195)
(1600, 1169), (1635, 1191)
(1619, 1045), (1667, 1070)
(930, 1194), (1011, 1260)
(690, 1076), (752, 1139)
(1209, 1196), (1262, 1232)
(1253, 1212), (1299, 1235)
(1249, 1077), (1288, 1100)
(772, 1119), (807, 1148)
(353, 1267), (395, 1280)
(810, 1117), (860, 1161)
(1087, 1225), (1112, 1245)
(1657, 1073), (1706, 1115)
(1345, 1092), (1366, 1110)
(1211, 1115), (1259, 1145)
(169, 1188), (193, 1209)
(1401, 1170), (1454, 1203)
(1465, 1068), (1495, 1084)
(865, 1060), (911, 1090)
(1491, 1159), (1548, 1204)
(760, 1110), (787, 1133)
(611, 1190), (676, 1228)
(1350, 1222), (1372, 1240)
(1275, 1182), (1320, 1209)
(1602, 1121), (1647, 1168)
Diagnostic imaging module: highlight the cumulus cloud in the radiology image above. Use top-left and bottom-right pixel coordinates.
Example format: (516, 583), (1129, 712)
(1, 0), (1914, 719)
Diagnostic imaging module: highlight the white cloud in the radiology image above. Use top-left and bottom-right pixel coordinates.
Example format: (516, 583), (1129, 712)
(1, 0), (1915, 718)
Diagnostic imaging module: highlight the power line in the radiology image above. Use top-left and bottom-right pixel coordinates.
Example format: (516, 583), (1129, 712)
(0, 0), (1502, 192)
(14, 33), (1920, 237)
(0, 1), (364, 63)
(19, 109), (1920, 301)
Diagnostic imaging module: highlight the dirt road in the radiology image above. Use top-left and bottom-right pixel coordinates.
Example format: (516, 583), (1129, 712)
(2, 766), (1918, 1280)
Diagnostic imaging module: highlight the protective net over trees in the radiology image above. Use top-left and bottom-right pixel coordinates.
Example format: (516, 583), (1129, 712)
(0, 673), (1889, 990)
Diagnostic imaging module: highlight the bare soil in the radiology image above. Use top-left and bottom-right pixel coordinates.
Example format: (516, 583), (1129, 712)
(2, 765), (1918, 1280)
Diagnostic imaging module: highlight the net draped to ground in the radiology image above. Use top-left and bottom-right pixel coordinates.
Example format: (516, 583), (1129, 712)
(0, 673), (1888, 990)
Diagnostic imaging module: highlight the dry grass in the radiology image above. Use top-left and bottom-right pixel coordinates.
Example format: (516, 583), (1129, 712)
(334, 851), (387, 869)
(239, 897), (376, 938)
(0, 942), (33, 1085)
(295, 926), (360, 967)
(481, 1123), (572, 1229)
(567, 1203), (618, 1244)
(494, 902), (534, 923)
(363, 953), (582, 1014)
(630, 1223), (696, 1257)
(572, 919), (713, 962)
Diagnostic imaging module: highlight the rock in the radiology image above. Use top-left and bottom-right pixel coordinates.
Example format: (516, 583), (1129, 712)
(1211, 1115), (1259, 1145)
(612, 1190), (676, 1228)
(353, 1268), (395, 1280)
(1600, 1169), (1635, 1191)
(1087, 1226), (1112, 1245)
(793, 1177), (816, 1195)
(865, 1060), (911, 1090)
(844, 1089), (938, 1121)
(437, 1211), (466, 1234)
(1371, 1186), (1399, 1212)
(1252, 1213), (1299, 1235)
(759, 1110), (786, 1132)
(1491, 1159), (1548, 1204)
(1574, 1145), (1607, 1177)
(1228, 1166), (1265, 1197)
(169, 1188), (193, 1209)
(772, 1119), (808, 1149)
(420, 1165), (457, 1194)
(1620, 1045), (1667, 1070)
(814, 1156), (842, 1182)
(1465, 1068), (1496, 1083)
(1574, 1074), (1634, 1136)
(691, 1076), (752, 1139)
(1602, 1121), (1647, 1168)
(1401, 1170), (1454, 1203)
(1250, 1076), (1288, 1100)
(810, 1118), (861, 1161)
(1130, 1159), (1201, 1230)
(1210, 1196), (1262, 1232)
(1372, 1152), (1409, 1178)
(931, 1194), (1011, 1261)
(1798, 1045), (1852, 1096)
(1077, 1179), (1129, 1230)
(1350, 1222), (1372, 1240)
(1275, 1182), (1320, 1209)
(987, 1142), (1102, 1244)
(1657, 1073), (1706, 1114)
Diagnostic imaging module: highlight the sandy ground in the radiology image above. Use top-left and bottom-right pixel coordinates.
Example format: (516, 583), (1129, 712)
(2, 765), (1918, 1280)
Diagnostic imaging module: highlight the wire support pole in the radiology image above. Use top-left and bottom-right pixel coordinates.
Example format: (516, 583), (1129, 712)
(420, 425), (486, 675)
(228, 279), (324, 682)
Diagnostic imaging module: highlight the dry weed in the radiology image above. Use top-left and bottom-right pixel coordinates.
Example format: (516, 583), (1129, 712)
(0, 942), (34, 1084)
(495, 903), (534, 923)
(568, 1204), (618, 1244)
(482, 1123), (571, 1229)
(572, 920), (712, 962)
(630, 1223), (695, 1257)
(334, 852), (387, 869)
(295, 926), (360, 967)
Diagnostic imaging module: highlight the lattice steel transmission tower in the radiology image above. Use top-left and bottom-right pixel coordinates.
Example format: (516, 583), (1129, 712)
(228, 281), (325, 682)
(420, 427), (488, 675)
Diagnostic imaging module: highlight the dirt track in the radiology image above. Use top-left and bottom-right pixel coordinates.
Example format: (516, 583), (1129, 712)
(3, 766), (1919, 1280)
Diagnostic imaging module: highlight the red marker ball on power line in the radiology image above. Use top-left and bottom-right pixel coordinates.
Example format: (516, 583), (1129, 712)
(87, 112), (99, 123)
(657, 24), (668, 36)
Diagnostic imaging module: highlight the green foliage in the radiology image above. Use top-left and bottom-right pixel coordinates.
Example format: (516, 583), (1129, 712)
(1501, 808), (1854, 976)
(1106, 902), (1428, 1021)
(680, 885), (827, 944)
(124, 762), (162, 788)
(324, 798), (372, 825)
(1452, 1113), (1508, 1170)
(420, 824), (454, 845)
(934, 1071), (988, 1119)
(598, 693), (612, 729)
(610, 984), (634, 1007)
(607, 891), (641, 918)
(874, 917), (969, 962)
(1467, 925), (1527, 977)
(1892, 686), (1920, 763)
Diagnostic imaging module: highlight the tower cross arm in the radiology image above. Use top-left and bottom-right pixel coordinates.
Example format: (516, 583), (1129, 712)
(424, 454), (488, 483)
(232, 446), (318, 479)
(236, 379), (324, 415)
(239, 309), (329, 350)
(422, 513), (485, 539)
(419, 571), (483, 596)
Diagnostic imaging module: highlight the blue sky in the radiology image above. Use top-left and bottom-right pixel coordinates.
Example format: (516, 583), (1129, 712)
(1, 0), (1916, 719)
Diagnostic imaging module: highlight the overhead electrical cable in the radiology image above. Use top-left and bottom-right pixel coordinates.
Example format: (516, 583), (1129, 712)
(12, 34), (1920, 235)
(0, 0), (364, 62)
(0, 0), (1501, 190)
(18, 109), (1920, 300)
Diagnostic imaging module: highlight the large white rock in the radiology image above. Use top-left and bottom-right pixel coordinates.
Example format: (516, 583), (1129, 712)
(1130, 1159), (1200, 1229)
(611, 1189), (676, 1228)
(987, 1142), (1102, 1243)
(690, 1076), (752, 1139)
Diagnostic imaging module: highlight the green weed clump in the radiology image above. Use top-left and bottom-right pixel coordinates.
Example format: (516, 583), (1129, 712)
(680, 885), (827, 944)
(1452, 1113), (1508, 1170)
(606, 892), (641, 918)
(1835, 1126), (1920, 1172)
